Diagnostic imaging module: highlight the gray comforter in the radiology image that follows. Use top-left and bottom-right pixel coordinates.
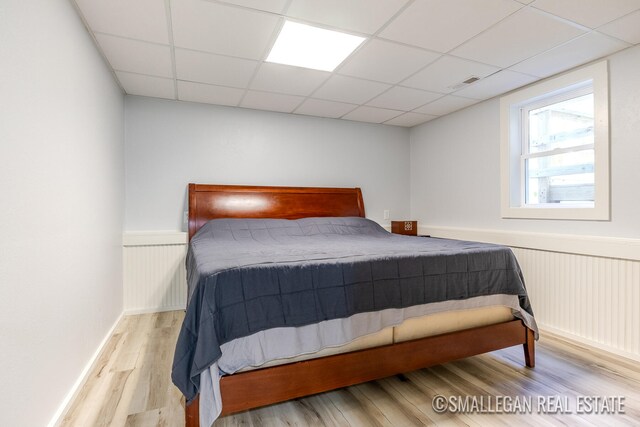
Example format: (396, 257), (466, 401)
(172, 217), (534, 402)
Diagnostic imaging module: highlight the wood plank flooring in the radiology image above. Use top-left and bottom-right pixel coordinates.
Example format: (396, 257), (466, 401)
(61, 311), (640, 426)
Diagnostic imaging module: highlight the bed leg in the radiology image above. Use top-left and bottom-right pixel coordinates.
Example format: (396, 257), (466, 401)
(523, 327), (535, 368)
(185, 394), (200, 427)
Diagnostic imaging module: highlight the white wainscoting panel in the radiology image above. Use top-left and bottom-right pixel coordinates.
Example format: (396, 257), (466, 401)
(422, 225), (640, 361)
(123, 234), (187, 313)
(512, 248), (640, 361)
(122, 228), (640, 360)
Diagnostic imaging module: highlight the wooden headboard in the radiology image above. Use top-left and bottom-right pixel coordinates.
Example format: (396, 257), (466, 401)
(188, 184), (366, 241)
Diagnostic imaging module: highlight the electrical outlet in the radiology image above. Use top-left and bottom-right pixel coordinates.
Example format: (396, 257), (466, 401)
(383, 210), (390, 220)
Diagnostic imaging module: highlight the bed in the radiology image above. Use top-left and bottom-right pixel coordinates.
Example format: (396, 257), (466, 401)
(172, 184), (537, 427)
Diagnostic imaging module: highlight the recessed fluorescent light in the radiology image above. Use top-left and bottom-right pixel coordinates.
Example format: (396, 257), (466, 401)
(266, 21), (365, 72)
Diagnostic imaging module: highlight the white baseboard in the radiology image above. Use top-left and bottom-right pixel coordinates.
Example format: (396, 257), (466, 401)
(47, 312), (124, 427)
(539, 325), (640, 364)
(124, 305), (185, 315)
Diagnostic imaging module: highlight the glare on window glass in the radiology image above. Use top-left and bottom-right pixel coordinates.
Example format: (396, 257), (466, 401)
(528, 94), (594, 154)
(525, 93), (595, 206)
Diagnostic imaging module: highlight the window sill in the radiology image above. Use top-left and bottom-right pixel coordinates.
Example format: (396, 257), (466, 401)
(501, 205), (609, 221)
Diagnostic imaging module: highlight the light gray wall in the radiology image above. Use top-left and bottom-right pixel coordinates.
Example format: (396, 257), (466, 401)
(124, 97), (411, 231)
(0, 1), (124, 426)
(410, 45), (640, 239)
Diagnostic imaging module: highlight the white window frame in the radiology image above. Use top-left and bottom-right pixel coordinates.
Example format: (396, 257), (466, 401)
(500, 61), (610, 220)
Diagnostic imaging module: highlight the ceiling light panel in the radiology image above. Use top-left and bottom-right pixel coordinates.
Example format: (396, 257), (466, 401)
(266, 21), (365, 72)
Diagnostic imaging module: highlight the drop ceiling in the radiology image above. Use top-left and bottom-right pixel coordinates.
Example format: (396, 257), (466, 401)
(72, 0), (640, 127)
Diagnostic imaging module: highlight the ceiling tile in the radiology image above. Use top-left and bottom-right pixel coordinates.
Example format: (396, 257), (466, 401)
(313, 75), (391, 104)
(384, 112), (437, 127)
(453, 70), (537, 99)
(218, 0), (289, 14)
(177, 81), (244, 106)
(95, 34), (172, 78)
(294, 99), (358, 118)
(599, 10), (640, 44)
(76, 0), (638, 122)
(380, 0), (523, 53)
(339, 39), (440, 84)
(116, 72), (175, 99)
(401, 55), (500, 93)
(532, 0), (640, 29)
(510, 32), (630, 78)
(75, 0), (169, 43)
(342, 106), (403, 124)
(171, 0), (280, 59)
(250, 63), (330, 96)
(287, 0), (409, 34)
(451, 8), (586, 68)
(367, 86), (441, 111)
(414, 95), (478, 115)
(241, 91), (305, 113)
(175, 49), (258, 88)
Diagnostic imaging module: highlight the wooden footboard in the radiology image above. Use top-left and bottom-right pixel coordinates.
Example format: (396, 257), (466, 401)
(185, 320), (535, 426)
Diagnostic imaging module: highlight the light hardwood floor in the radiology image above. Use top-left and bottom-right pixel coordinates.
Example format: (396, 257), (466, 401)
(61, 311), (640, 426)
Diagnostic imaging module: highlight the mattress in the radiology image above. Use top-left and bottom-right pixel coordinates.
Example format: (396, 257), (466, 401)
(238, 305), (514, 372)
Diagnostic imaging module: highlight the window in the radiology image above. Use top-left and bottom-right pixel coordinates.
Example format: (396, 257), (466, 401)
(500, 61), (609, 220)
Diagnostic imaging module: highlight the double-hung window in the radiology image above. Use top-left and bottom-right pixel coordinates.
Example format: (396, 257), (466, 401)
(500, 61), (609, 220)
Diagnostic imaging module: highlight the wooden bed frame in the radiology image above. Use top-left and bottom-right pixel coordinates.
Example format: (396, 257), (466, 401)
(184, 183), (535, 427)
